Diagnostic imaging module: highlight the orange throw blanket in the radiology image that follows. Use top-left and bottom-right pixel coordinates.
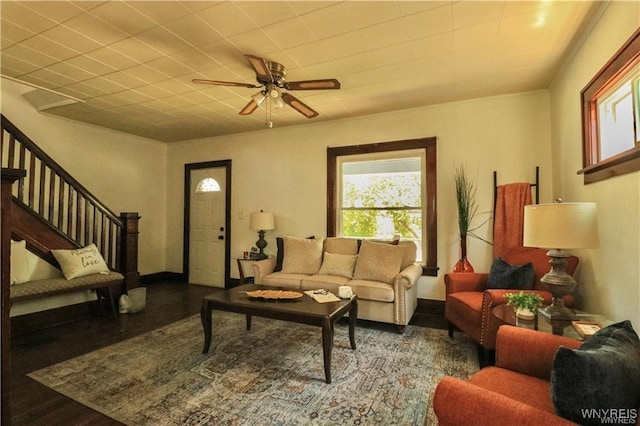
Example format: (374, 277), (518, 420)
(493, 183), (533, 257)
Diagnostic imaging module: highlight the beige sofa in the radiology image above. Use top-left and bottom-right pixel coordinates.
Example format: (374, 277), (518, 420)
(251, 236), (422, 331)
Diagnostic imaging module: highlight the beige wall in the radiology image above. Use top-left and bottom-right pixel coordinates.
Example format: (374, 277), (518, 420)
(166, 90), (553, 299)
(549, 1), (640, 328)
(1, 78), (168, 275)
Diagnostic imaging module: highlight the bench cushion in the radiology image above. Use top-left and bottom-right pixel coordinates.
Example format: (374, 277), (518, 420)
(10, 272), (124, 301)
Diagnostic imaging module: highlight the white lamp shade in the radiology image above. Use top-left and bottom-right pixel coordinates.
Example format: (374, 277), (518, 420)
(523, 203), (599, 249)
(250, 211), (275, 231)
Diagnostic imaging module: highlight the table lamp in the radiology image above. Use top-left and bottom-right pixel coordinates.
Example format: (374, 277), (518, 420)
(250, 210), (275, 259)
(523, 202), (598, 320)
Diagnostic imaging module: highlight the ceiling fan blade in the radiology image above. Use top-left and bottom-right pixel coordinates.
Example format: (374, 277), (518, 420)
(281, 93), (319, 118)
(244, 54), (272, 82)
(286, 79), (341, 91)
(239, 99), (259, 115)
(192, 78), (259, 89)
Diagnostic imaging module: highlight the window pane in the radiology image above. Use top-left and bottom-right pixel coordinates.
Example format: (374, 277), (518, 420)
(597, 77), (636, 160)
(339, 155), (424, 261)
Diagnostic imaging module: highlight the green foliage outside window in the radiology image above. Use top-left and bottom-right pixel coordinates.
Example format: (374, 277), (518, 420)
(341, 172), (422, 240)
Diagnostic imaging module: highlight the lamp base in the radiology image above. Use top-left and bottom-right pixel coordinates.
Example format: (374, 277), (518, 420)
(539, 299), (577, 321)
(255, 230), (268, 259)
(540, 249), (578, 321)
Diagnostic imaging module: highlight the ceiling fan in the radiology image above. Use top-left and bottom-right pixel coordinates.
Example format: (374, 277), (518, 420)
(192, 54), (340, 119)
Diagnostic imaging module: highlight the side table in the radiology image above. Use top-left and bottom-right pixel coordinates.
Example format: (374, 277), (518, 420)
(493, 304), (611, 340)
(234, 256), (273, 285)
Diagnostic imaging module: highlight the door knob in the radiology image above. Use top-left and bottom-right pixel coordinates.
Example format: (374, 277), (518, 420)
(218, 235), (224, 240)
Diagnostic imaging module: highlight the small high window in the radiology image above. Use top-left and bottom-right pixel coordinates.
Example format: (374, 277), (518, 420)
(580, 28), (640, 184)
(195, 178), (221, 193)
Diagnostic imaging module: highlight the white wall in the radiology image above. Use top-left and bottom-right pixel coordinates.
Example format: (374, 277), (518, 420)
(549, 1), (640, 328)
(166, 90), (553, 300)
(1, 78), (168, 275)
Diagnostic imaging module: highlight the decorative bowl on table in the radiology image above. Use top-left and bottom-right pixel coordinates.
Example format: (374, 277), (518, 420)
(245, 289), (303, 300)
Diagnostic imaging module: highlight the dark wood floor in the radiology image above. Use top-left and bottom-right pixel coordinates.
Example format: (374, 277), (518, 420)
(9, 281), (448, 425)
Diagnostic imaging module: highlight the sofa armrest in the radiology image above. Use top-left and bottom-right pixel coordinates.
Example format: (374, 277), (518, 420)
(495, 325), (582, 381)
(251, 257), (277, 284)
(433, 376), (577, 426)
(444, 272), (489, 295)
(395, 263), (422, 289)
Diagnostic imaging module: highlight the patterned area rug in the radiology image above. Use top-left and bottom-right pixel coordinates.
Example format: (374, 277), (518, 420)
(28, 313), (478, 425)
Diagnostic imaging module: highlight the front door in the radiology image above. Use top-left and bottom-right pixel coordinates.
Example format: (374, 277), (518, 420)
(188, 167), (227, 287)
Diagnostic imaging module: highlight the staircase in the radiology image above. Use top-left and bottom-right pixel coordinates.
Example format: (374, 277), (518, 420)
(0, 115), (139, 287)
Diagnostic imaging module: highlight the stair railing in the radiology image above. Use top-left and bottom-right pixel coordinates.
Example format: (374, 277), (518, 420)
(1, 115), (139, 286)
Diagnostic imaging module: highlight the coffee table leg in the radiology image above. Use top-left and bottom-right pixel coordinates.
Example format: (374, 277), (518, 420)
(246, 314), (252, 330)
(349, 299), (357, 350)
(201, 300), (212, 354)
(322, 318), (334, 384)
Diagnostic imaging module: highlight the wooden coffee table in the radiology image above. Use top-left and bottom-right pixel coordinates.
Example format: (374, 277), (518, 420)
(200, 284), (357, 384)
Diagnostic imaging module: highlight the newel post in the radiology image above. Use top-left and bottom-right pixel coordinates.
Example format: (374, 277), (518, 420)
(120, 212), (140, 290)
(1, 168), (26, 425)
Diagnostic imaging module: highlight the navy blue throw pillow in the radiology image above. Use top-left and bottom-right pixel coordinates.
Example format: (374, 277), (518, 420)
(487, 257), (535, 290)
(551, 320), (640, 426)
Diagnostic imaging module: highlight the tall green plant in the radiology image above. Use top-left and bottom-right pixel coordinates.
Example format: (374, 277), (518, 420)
(454, 164), (478, 238)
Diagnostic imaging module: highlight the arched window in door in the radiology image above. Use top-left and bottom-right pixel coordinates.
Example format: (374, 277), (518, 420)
(195, 178), (221, 193)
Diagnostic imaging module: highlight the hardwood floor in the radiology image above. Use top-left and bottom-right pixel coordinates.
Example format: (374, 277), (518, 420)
(9, 281), (447, 425)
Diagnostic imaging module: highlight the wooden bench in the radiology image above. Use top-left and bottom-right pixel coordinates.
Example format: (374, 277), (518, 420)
(10, 272), (124, 318)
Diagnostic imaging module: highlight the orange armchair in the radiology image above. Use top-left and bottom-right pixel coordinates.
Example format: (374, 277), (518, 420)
(433, 325), (583, 426)
(444, 247), (578, 355)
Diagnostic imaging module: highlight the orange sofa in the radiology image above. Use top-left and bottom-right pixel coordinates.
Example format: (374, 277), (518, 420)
(433, 325), (582, 426)
(444, 247), (578, 356)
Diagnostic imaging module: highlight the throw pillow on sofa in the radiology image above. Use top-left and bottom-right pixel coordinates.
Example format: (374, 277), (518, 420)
(281, 236), (324, 275)
(551, 320), (640, 426)
(10, 240), (32, 285)
(274, 236), (315, 272)
(353, 240), (404, 284)
(51, 243), (110, 280)
(487, 257), (535, 290)
(318, 252), (358, 278)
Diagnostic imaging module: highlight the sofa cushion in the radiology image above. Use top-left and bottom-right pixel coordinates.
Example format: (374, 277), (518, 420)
(551, 320), (640, 426)
(318, 252), (357, 278)
(300, 275), (351, 292)
(281, 236), (324, 275)
(447, 292), (484, 324)
(51, 243), (110, 280)
(349, 279), (395, 302)
(487, 257), (535, 290)
(470, 366), (556, 414)
(353, 240), (403, 284)
(261, 272), (305, 289)
(324, 237), (359, 255)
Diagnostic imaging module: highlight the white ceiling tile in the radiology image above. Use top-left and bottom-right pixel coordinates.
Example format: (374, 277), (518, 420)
(40, 25), (103, 54)
(134, 27), (193, 57)
(228, 29), (281, 56)
(286, 42), (334, 67)
(107, 37), (165, 64)
(333, 52), (377, 74)
(451, 1), (504, 30)
(48, 61), (97, 81)
(0, 19), (37, 46)
(128, 1), (193, 25)
(88, 2), (157, 35)
(408, 32), (454, 59)
(1, 44), (59, 68)
(403, 5), (453, 40)
(320, 31), (367, 60)
(262, 16), (317, 49)
(163, 14), (224, 47)
(63, 12), (127, 46)
(359, 18), (408, 50)
(197, 3), (258, 38)
(300, 3), (356, 40)
(288, 1), (339, 16)
(236, 1), (298, 26)
(0, 54), (41, 76)
(20, 34), (80, 61)
(66, 53), (119, 76)
(453, 20), (500, 51)
(344, 2), (401, 28)
(398, 1), (451, 17)
(0, 1), (58, 33)
(369, 43), (413, 68)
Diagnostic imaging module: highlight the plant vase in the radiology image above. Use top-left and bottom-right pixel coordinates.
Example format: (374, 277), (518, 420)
(453, 235), (474, 273)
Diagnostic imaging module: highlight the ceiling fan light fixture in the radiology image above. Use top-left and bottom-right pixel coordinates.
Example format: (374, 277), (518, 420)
(251, 91), (267, 106)
(273, 96), (284, 109)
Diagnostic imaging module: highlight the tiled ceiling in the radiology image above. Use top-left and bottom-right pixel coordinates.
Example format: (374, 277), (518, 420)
(1, 1), (600, 142)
